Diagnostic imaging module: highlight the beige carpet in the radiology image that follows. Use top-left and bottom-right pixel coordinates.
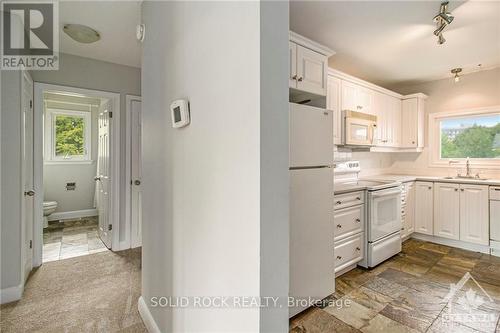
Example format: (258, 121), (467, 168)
(0, 248), (147, 333)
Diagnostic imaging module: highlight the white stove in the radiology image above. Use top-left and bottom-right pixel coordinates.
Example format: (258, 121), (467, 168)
(334, 161), (402, 268)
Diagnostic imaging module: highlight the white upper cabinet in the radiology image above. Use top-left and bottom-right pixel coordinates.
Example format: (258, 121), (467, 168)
(289, 32), (334, 97)
(415, 181), (434, 235)
(433, 183), (460, 240)
(327, 75), (342, 145)
(296, 45), (327, 96)
(459, 184), (489, 245)
(401, 94), (426, 149)
(341, 80), (373, 114)
(372, 92), (401, 147)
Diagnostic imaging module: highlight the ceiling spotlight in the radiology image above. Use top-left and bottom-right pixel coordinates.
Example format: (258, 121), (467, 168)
(63, 24), (100, 43)
(433, 1), (454, 45)
(451, 68), (462, 82)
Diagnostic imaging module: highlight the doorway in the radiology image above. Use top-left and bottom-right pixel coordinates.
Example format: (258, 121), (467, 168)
(33, 83), (121, 266)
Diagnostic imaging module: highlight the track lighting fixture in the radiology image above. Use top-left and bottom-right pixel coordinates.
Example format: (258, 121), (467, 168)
(433, 1), (454, 45)
(451, 68), (462, 83)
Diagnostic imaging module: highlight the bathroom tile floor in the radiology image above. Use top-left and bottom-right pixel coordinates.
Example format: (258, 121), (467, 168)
(290, 239), (500, 333)
(43, 216), (108, 263)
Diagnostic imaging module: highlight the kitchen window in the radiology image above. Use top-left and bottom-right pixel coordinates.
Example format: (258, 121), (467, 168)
(429, 106), (500, 168)
(44, 109), (92, 163)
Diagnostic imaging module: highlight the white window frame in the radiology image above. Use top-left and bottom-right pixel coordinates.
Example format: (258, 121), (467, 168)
(429, 105), (500, 169)
(44, 108), (92, 164)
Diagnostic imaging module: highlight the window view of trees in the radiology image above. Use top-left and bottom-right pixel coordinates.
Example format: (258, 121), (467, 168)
(440, 115), (500, 159)
(55, 115), (85, 157)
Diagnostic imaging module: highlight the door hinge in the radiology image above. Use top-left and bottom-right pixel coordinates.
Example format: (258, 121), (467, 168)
(29, 240), (32, 249)
(108, 224), (112, 231)
(30, 100), (32, 108)
(109, 111), (113, 118)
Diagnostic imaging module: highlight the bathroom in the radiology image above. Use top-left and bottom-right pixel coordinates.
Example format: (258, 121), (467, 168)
(42, 90), (108, 262)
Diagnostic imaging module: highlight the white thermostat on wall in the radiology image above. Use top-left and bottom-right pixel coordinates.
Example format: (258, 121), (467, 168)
(170, 99), (190, 128)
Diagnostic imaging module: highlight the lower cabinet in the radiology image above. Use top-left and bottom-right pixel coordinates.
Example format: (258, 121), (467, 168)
(401, 181), (415, 238)
(334, 233), (364, 273)
(460, 184), (489, 245)
(415, 182), (434, 235)
(414, 181), (490, 246)
(433, 183), (460, 240)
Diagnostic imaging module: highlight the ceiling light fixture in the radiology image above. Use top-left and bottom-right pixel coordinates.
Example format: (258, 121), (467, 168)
(63, 24), (100, 44)
(433, 1), (454, 45)
(451, 68), (462, 82)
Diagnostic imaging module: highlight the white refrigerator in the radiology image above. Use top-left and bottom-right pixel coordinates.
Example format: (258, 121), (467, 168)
(289, 103), (334, 317)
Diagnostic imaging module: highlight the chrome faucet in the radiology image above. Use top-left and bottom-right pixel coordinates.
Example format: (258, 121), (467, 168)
(465, 157), (472, 177)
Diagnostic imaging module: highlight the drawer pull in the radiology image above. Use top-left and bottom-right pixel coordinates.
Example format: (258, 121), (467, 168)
(355, 218), (361, 223)
(336, 256), (342, 260)
(336, 224), (342, 229)
(356, 247), (361, 251)
(336, 201), (342, 205)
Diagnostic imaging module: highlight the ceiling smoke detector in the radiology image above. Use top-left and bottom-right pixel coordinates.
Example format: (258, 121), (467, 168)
(451, 68), (462, 83)
(63, 24), (101, 44)
(433, 2), (454, 45)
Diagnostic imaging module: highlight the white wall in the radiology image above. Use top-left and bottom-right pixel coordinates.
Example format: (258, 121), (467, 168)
(141, 1), (289, 332)
(43, 100), (99, 214)
(31, 53), (141, 240)
(389, 68), (500, 179)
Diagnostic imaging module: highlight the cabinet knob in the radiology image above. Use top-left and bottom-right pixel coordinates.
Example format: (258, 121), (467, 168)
(357, 105), (363, 110)
(356, 247), (361, 251)
(336, 201), (342, 205)
(355, 218), (361, 223)
(428, 186), (432, 190)
(454, 188), (458, 191)
(297, 77), (303, 82)
(292, 75), (297, 80)
(337, 256), (342, 260)
(356, 197), (361, 200)
(336, 224), (342, 229)
(461, 189), (464, 192)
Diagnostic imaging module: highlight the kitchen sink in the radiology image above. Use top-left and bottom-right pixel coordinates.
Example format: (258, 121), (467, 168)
(442, 176), (489, 181)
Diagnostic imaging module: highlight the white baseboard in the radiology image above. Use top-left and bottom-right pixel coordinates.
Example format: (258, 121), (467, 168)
(138, 296), (161, 333)
(0, 283), (23, 304)
(48, 209), (97, 221)
(411, 233), (490, 254)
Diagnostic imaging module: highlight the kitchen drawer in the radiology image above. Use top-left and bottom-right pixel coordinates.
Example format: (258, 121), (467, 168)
(334, 205), (364, 241)
(490, 187), (500, 200)
(334, 191), (364, 210)
(334, 233), (364, 273)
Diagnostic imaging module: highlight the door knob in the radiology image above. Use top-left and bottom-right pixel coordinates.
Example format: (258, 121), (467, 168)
(24, 190), (35, 196)
(94, 176), (101, 181)
(134, 180), (141, 186)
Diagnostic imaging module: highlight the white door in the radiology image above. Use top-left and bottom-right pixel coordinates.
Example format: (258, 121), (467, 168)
(368, 187), (402, 242)
(21, 72), (34, 279)
(289, 103), (333, 168)
(415, 182), (433, 235)
(433, 183), (460, 240)
(405, 182), (415, 234)
(130, 100), (142, 248)
(327, 75), (342, 145)
(289, 167), (334, 317)
(460, 184), (489, 245)
(289, 42), (297, 88)
(296, 44), (327, 96)
(96, 100), (112, 248)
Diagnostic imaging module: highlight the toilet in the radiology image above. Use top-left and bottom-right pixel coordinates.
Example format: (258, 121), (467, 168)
(43, 201), (58, 228)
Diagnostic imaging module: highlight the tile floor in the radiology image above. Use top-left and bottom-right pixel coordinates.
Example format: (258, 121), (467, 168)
(43, 216), (108, 262)
(290, 239), (500, 333)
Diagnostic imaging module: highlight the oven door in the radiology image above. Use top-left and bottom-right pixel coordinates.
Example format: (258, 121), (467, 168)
(344, 117), (375, 146)
(368, 187), (402, 242)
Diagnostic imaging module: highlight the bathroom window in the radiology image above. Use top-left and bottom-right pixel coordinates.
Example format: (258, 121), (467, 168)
(429, 107), (500, 168)
(44, 109), (92, 163)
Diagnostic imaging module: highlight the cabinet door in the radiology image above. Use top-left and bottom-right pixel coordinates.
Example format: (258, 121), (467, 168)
(406, 182), (415, 234)
(357, 86), (373, 114)
(341, 80), (358, 111)
(289, 42), (297, 88)
(460, 184), (489, 245)
(390, 97), (401, 147)
(296, 45), (327, 96)
(433, 183), (460, 240)
(372, 92), (387, 146)
(327, 76), (342, 145)
(401, 98), (418, 147)
(415, 182), (433, 235)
